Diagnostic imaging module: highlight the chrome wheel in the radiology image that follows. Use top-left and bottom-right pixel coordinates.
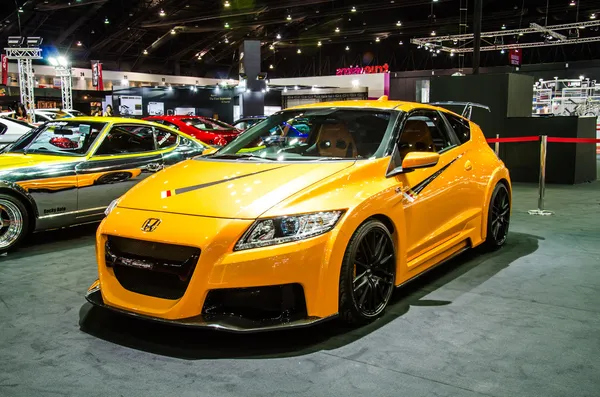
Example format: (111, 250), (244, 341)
(0, 199), (24, 250)
(351, 226), (395, 318)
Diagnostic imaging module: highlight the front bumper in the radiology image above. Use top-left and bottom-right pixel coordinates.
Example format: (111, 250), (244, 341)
(86, 284), (335, 333)
(92, 207), (344, 330)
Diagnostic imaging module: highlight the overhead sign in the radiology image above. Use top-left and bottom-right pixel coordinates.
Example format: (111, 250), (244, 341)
(336, 63), (389, 75)
(509, 49), (522, 66)
(1, 55), (7, 86)
(91, 60), (104, 91)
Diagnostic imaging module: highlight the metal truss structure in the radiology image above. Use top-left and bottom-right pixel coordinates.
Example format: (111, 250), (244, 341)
(54, 66), (73, 110)
(411, 20), (600, 54)
(4, 47), (42, 123)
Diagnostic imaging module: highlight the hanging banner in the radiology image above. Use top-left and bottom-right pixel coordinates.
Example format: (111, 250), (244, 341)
(336, 63), (389, 75)
(91, 60), (104, 91)
(509, 49), (522, 66)
(1, 55), (8, 86)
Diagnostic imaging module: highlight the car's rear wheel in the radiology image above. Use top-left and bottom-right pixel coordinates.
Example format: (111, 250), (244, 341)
(0, 194), (29, 254)
(339, 219), (396, 325)
(484, 183), (510, 249)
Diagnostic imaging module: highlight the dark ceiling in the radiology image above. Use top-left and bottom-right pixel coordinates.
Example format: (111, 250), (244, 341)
(1, 0), (599, 79)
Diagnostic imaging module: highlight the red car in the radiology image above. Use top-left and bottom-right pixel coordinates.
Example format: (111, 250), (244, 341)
(143, 115), (239, 146)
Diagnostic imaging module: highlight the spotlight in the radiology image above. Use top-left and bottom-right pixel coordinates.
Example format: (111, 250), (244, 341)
(269, 44), (275, 50)
(591, 13), (597, 20)
(261, 88), (266, 93)
(76, 41), (82, 46)
(57, 56), (68, 66)
(283, 87), (288, 92)
(500, 49), (505, 54)
(26, 36), (43, 47)
(569, 0), (575, 5)
(345, 45), (349, 50)
(224, 22), (230, 28)
(317, 40), (322, 46)
(375, 37), (380, 42)
(143, 49), (148, 55)
(269, 64), (274, 69)
(48, 57), (59, 66)
(431, 31), (436, 36)
(224, 38), (229, 43)
(224, 0), (230, 7)
(399, 40), (403, 45)
(335, 27), (340, 33)
(396, 21), (402, 27)
(286, 14), (291, 21)
(171, 29), (176, 34)
(7, 36), (24, 47)
(18, 7), (24, 13)
(294, 85), (299, 90)
(502, 24), (506, 29)
(351, 6), (356, 12)
(276, 33), (281, 39)
(579, 75), (585, 80)
(297, 48), (301, 54)
(159, 9), (166, 17)
(104, 17), (109, 24)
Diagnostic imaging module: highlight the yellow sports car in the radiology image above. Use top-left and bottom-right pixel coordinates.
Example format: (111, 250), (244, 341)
(87, 98), (511, 331)
(0, 117), (210, 253)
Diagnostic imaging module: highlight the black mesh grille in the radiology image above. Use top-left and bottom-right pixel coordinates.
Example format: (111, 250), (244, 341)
(106, 236), (200, 300)
(202, 284), (307, 322)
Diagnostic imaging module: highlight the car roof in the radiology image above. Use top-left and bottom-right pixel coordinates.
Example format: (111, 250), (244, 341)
(61, 116), (160, 124)
(286, 98), (447, 113)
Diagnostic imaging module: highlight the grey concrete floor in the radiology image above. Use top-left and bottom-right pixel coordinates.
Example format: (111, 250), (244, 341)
(1, 179), (600, 397)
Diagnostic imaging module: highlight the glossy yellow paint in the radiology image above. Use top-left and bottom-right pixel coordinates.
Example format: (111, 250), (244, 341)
(90, 100), (511, 323)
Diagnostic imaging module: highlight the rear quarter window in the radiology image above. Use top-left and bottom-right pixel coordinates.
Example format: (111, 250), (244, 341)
(444, 112), (471, 144)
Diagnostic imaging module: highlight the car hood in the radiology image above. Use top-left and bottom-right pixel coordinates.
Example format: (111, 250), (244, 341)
(0, 153), (76, 174)
(118, 158), (354, 219)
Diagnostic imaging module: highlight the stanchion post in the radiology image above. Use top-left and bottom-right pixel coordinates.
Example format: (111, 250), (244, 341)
(495, 134), (500, 156)
(528, 135), (553, 216)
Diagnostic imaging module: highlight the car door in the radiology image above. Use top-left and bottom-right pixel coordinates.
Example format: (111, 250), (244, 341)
(393, 109), (469, 267)
(74, 123), (165, 219)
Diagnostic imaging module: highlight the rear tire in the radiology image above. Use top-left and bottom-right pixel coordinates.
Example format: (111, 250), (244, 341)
(484, 183), (510, 250)
(339, 220), (396, 325)
(0, 193), (29, 254)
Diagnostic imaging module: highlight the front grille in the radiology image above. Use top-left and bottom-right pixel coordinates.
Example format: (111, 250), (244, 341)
(106, 236), (200, 300)
(202, 284), (307, 323)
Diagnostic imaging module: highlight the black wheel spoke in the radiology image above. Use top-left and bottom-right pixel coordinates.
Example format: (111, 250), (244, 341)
(358, 282), (370, 308)
(353, 273), (368, 292)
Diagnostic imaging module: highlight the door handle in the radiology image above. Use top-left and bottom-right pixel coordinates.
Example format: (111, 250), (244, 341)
(145, 163), (164, 172)
(464, 160), (473, 171)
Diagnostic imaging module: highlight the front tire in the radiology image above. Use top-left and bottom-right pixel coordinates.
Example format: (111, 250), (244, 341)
(339, 219), (396, 325)
(0, 193), (29, 254)
(484, 183), (510, 249)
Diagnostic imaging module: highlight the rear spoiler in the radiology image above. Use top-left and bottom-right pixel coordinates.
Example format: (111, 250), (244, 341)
(429, 101), (491, 120)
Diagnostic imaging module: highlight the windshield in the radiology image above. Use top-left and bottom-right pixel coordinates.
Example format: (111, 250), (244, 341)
(214, 109), (395, 161)
(181, 118), (230, 131)
(8, 121), (106, 156)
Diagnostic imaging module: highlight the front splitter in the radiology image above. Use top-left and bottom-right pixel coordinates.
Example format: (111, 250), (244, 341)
(85, 286), (336, 333)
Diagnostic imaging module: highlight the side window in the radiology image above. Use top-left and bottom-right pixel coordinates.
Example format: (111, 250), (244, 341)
(164, 121), (180, 131)
(94, 125), (156, 156)
(398, 110), (456, 160)
(444, 112), (471, 144)
(0, 122), (7, 135)
(154, 126), (178, 149)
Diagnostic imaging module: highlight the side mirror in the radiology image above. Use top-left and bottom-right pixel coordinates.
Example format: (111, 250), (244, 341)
(401, 152), (440, 170)
(201, 147), (218, 156)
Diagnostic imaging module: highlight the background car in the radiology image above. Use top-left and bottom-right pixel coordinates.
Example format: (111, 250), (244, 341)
(0, 117), (211, 253)
(87, 99), (511, 332)
(0, 116), (35, 149)
(144, 115), (239, 146)
(232, 115), (267, 131)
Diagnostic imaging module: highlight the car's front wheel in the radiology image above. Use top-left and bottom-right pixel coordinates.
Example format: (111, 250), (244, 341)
(339, 219), (396, 325)
(0, 194), (29, 254)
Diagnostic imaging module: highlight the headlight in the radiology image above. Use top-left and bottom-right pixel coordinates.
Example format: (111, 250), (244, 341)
(234, 210), (344, 251)
(104, 198), (120, 216)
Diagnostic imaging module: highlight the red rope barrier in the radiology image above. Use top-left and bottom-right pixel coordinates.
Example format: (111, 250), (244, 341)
(486, 136), (539, 143)
(546, 137), (600, 143)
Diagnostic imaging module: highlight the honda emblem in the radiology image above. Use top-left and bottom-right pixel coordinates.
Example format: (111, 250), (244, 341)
(141, 218), (161, 232)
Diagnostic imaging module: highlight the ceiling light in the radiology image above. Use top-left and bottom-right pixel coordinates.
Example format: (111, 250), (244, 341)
(286, 14), (291, 21)
(396, 21), (402, 27)
(18, 7), (24, 13)
(269, 44), (275, 50)
(224, 22), (230, 28)
(104, 17), (109, 24)
(431, 30), (436, 36)
(351, 79), (359, 87)
(269, 64), (274, 69)
(48, 57), (59, 66)
(351, 6), (356, 12)
(500, 49), (505, 54)
(579, 75), (585, 80)
(450, 52), (454, 57)
(143, 49), (148, 55)
(375, 37), (380, 42)
(283, 87), (288, 92)
(297, 48), (301, 53)
(436, 49), (440, 53)
(56, 56), (68, 67)
(224, 0), (230, 7)
(261, 89), (266, 93)
(294, 85), (299, 90)
(317, 40), (322, 46)
(399, 40), (403, 45)
(159, 9), (165, 17)
(171, 29), (176, 34)
(276, 33), (281, 39)
(121, 78), (129, 85)
(76, 41), (82, 46)
(345, 45), (349, 50)
(335, 27), (340, 33)
(519, 32), (524, 36)
(591, 13), (597, 20)
(501, 24), (506, 29)
(569, 0), (575, 5)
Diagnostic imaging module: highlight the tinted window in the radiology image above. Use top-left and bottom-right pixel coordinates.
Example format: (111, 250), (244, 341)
(181, 118), (221, 131)
(9, 121), (105, 156)
(94, 125), (156, 155)
(444, 112), (471, 144)
(216, 109), (394, 161)
(155, 126), (178, 149)
(398, 110), (456, 160)
(163, 121), (180, 131)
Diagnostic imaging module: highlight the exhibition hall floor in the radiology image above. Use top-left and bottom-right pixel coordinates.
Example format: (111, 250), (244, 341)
(1, 181), (599, 396)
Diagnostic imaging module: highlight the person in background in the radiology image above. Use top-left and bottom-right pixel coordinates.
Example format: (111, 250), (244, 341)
(56, 107), (68, 118)
(103, 105), (113, 117)
(13, 103), (29, 122)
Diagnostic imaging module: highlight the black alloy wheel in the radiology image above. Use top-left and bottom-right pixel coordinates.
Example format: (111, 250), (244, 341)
(485, 183), (510, 249)
(339, 219), (396, 324)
